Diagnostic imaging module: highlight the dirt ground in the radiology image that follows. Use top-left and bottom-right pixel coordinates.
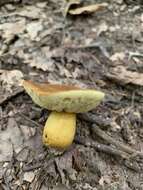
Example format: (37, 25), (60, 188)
(0, 0), (143, 189)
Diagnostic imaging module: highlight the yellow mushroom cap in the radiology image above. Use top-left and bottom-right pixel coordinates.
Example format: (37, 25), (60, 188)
(22, 80), (105, 113)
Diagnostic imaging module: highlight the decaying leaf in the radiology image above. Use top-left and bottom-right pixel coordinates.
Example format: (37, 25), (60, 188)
(110, 52), (126, 62)
(13, 6), (43, 19)
(107, 66), (143, 86)
(62, 0), (81, 17)
(55, 151), (77, 183)
(0, 87), (24, 106)
(0, 19), (26, 39)
(26, 21), (43, 40)
(0, 118), (23, 161)
(53, 184), (70, 190)
(97, 21), (108, 36)
(28, 56), (55, 72)
(24, 47), (56, 72)
(69, 3), (108, 15)
(23, 171), (35, 183)
(56, 64), (72, 78)
(0, 70), (23, 91)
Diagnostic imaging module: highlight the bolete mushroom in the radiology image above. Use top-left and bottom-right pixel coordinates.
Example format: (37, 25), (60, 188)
(22, 80), (104, 149)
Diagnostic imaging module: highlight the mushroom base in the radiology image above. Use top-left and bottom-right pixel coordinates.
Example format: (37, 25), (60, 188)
(42, 112), (76, 149)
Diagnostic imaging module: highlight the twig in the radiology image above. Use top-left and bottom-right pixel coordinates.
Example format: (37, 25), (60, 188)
(127, 51), (143, 60)
(63, 42), (110, 58)
(91, 124), (143, 158)
(75, 137), (128, 159)
(78, 113), (111, 127)
(3, 143), (16, 190)
(124, 159), (141, 172)
(75, 137), (143, 172)
(16, 112), (42, 128)
(79, 113), (143, 159)
(23, 163), (43, 172)
(9, 103), (42, 130)
(32, 156), (56, 190)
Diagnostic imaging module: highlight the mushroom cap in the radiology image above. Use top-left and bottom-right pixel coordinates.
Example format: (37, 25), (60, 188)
(22, 80), (105, 113)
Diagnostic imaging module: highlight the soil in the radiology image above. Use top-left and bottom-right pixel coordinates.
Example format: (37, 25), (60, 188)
(0, 0), (143, 189)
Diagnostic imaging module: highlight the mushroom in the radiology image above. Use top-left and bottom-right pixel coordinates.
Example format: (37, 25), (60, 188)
(22, 80), (105, 149)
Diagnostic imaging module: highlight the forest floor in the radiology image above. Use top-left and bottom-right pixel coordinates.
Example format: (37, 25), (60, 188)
(0, 0), (143, 189)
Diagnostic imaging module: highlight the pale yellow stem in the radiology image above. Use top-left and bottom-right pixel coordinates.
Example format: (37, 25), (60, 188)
(42, 111), (76, 149)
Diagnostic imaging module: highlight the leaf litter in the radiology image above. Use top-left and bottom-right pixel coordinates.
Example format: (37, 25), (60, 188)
(62, 0), (81, 17)
(107, 65), (143, 86)
(0, 116), (42, 162)
(0, 0), (143, 189)
(69, 3), (108, 15)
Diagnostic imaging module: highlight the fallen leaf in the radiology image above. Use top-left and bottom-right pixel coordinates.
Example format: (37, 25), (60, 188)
(106, 66), (143, 86)
(72, 67), (82, 78)
(41, 185), (49, 190)
(0, 116), (43, 162)
(53, 184), (70, 190)
(56, 64), (72, 78)
(19, 125), (36, 141)
(23, 171), (35, 182)
(141, 13), (143, 22)
(24, 48), (56, 72)
(0, 118), (23, 161)
(69, 3), (108, 15)
(55, 151), (77, 183)
(110, 52), (125, 62)
(0, 164), (6, 179)
(0, 69), (23, 91)
(0, 19), (26, 39)
(0, 87), (24, 106)
(16, 147), (30, 162)
(62, 0), (81, 17)
(99, 175), (111, 186)
(26, 22), (43, 40)
(97, 21), (108, 36)
(15, 6), (43, 19)
(36, 2), (47, 8)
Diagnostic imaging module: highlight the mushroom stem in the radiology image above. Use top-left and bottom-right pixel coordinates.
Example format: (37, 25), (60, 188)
(42, 111), (76, 149)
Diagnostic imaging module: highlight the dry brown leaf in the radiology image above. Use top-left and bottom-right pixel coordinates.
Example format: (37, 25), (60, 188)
(0, 118), (23, 161)
(24, 48), (55, 72)
(110, 52), (125, 62)
(55, 151), (77, 183)
(69, 3), (108, 15)
(26, 21), (43, 40)
(53, 184), (70, 190)
(14, 6), (43, 19)
(97, 21), (108, 36)
(107, 66), (143, 86)
(62, 0), (81, 17)
(0, 19), (26, 39)
(23, 171), (35, 183)
(0, 69), (23, 91)
(0, 116), (42, 162)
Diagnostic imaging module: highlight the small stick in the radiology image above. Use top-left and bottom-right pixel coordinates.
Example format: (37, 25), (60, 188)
(79, 113), (143, 158)
(92, 124), (143, 158)
(78, 113), (111, 127)
(75, 137), (128, 159)
(8, 103), (42, 129)
(17, 112), (42, 128)
(23, 163), (43, 172)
